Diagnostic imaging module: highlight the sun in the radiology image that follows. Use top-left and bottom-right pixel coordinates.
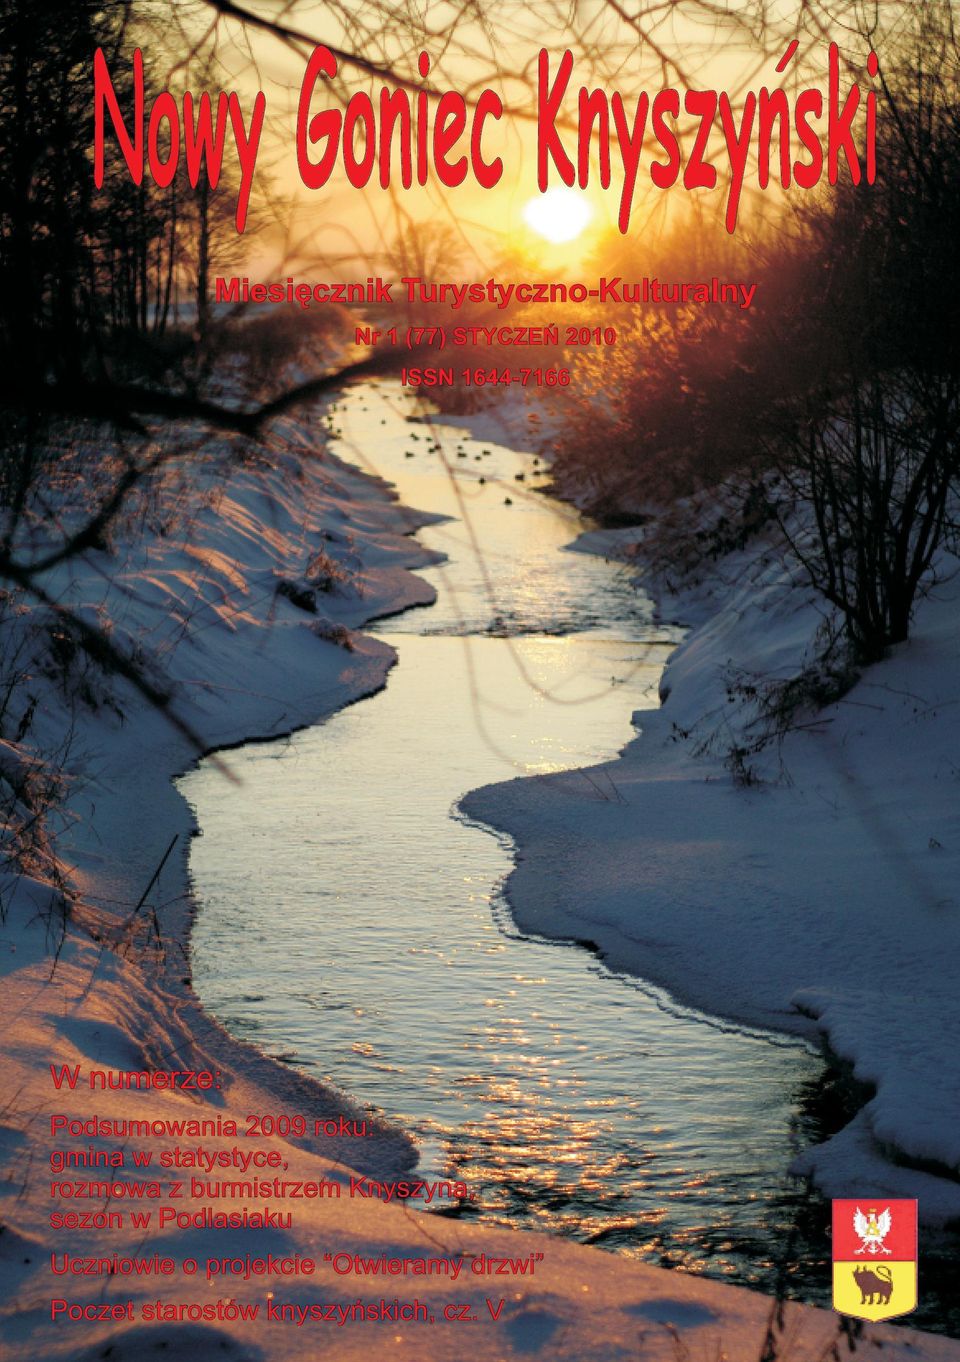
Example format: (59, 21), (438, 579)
(523, 187), (594, 244)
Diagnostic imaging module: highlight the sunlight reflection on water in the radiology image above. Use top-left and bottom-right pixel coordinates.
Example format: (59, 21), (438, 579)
(183, 381), (833, 1299)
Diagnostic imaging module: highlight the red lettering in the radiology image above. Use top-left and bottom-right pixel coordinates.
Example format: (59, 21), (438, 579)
(827, 40), (861, 184)
(147, 91), (179, 188)
(650, 89), (681, 189)
(297, 47), (341, 190)
(228, 91), (265, 231)
(683, 90), (718, 189)
(537, 49), (575, 189)
(434, 92), (467, 187)
(49, 1064), (81, 1091)
(379, 89), (412, 188)
(612, 92), (648, 233)
(471, 90), (503, 189)
(719, 91), (756, 233)
(183, 92), (229, 187)
(343, 93), (376, 186)
(94, 47), (143, 187)
(794, 88), (824, 189)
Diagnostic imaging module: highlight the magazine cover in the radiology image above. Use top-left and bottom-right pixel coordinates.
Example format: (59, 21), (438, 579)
(1, 1), (958, 1358)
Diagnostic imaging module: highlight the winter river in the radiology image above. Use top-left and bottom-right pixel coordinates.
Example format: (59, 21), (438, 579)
(182, 380), (838, 1304)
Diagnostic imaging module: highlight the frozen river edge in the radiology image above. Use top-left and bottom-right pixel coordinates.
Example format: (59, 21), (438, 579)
(1, 389), (957, 1361)
(455, 409), (960, 1234)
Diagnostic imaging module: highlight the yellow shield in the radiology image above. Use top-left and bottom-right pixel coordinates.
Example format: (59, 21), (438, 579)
(833, 1260), (917, 1323)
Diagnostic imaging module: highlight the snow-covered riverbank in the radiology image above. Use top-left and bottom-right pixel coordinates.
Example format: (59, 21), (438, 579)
(2, 392), (958, 1360)
(463, 500), (960, 1227)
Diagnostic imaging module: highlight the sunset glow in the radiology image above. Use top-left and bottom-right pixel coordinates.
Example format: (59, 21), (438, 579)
(523, 187), (593, 244)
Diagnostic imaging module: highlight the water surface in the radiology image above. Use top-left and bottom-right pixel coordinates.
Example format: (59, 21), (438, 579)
(184, 381), (833, 1298)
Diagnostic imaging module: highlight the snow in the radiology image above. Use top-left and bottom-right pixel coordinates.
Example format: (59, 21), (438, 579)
(1, 395), (958, 1359)
(462, 498), (960, 1225)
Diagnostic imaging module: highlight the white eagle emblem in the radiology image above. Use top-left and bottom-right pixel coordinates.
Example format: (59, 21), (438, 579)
(853, 1206), (893, 1254)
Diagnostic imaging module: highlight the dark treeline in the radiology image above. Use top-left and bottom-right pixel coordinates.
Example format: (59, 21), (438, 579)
(1, 0), (956, 677)
(550, 9), (960, 666)
(0, 0), (245, 393)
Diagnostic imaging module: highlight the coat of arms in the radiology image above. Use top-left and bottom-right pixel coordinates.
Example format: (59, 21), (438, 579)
(832, 1198), (918, 1322)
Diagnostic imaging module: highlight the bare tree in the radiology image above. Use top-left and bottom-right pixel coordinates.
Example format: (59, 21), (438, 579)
(764, 6), (960, 661)
(3, 0), (946, 747)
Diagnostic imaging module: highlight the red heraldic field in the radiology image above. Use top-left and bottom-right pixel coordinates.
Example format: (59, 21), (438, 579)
(832, 1200), (918, 1322)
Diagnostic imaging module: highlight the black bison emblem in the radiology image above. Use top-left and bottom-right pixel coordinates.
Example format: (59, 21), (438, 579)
(853, 1264), (894, 1305)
